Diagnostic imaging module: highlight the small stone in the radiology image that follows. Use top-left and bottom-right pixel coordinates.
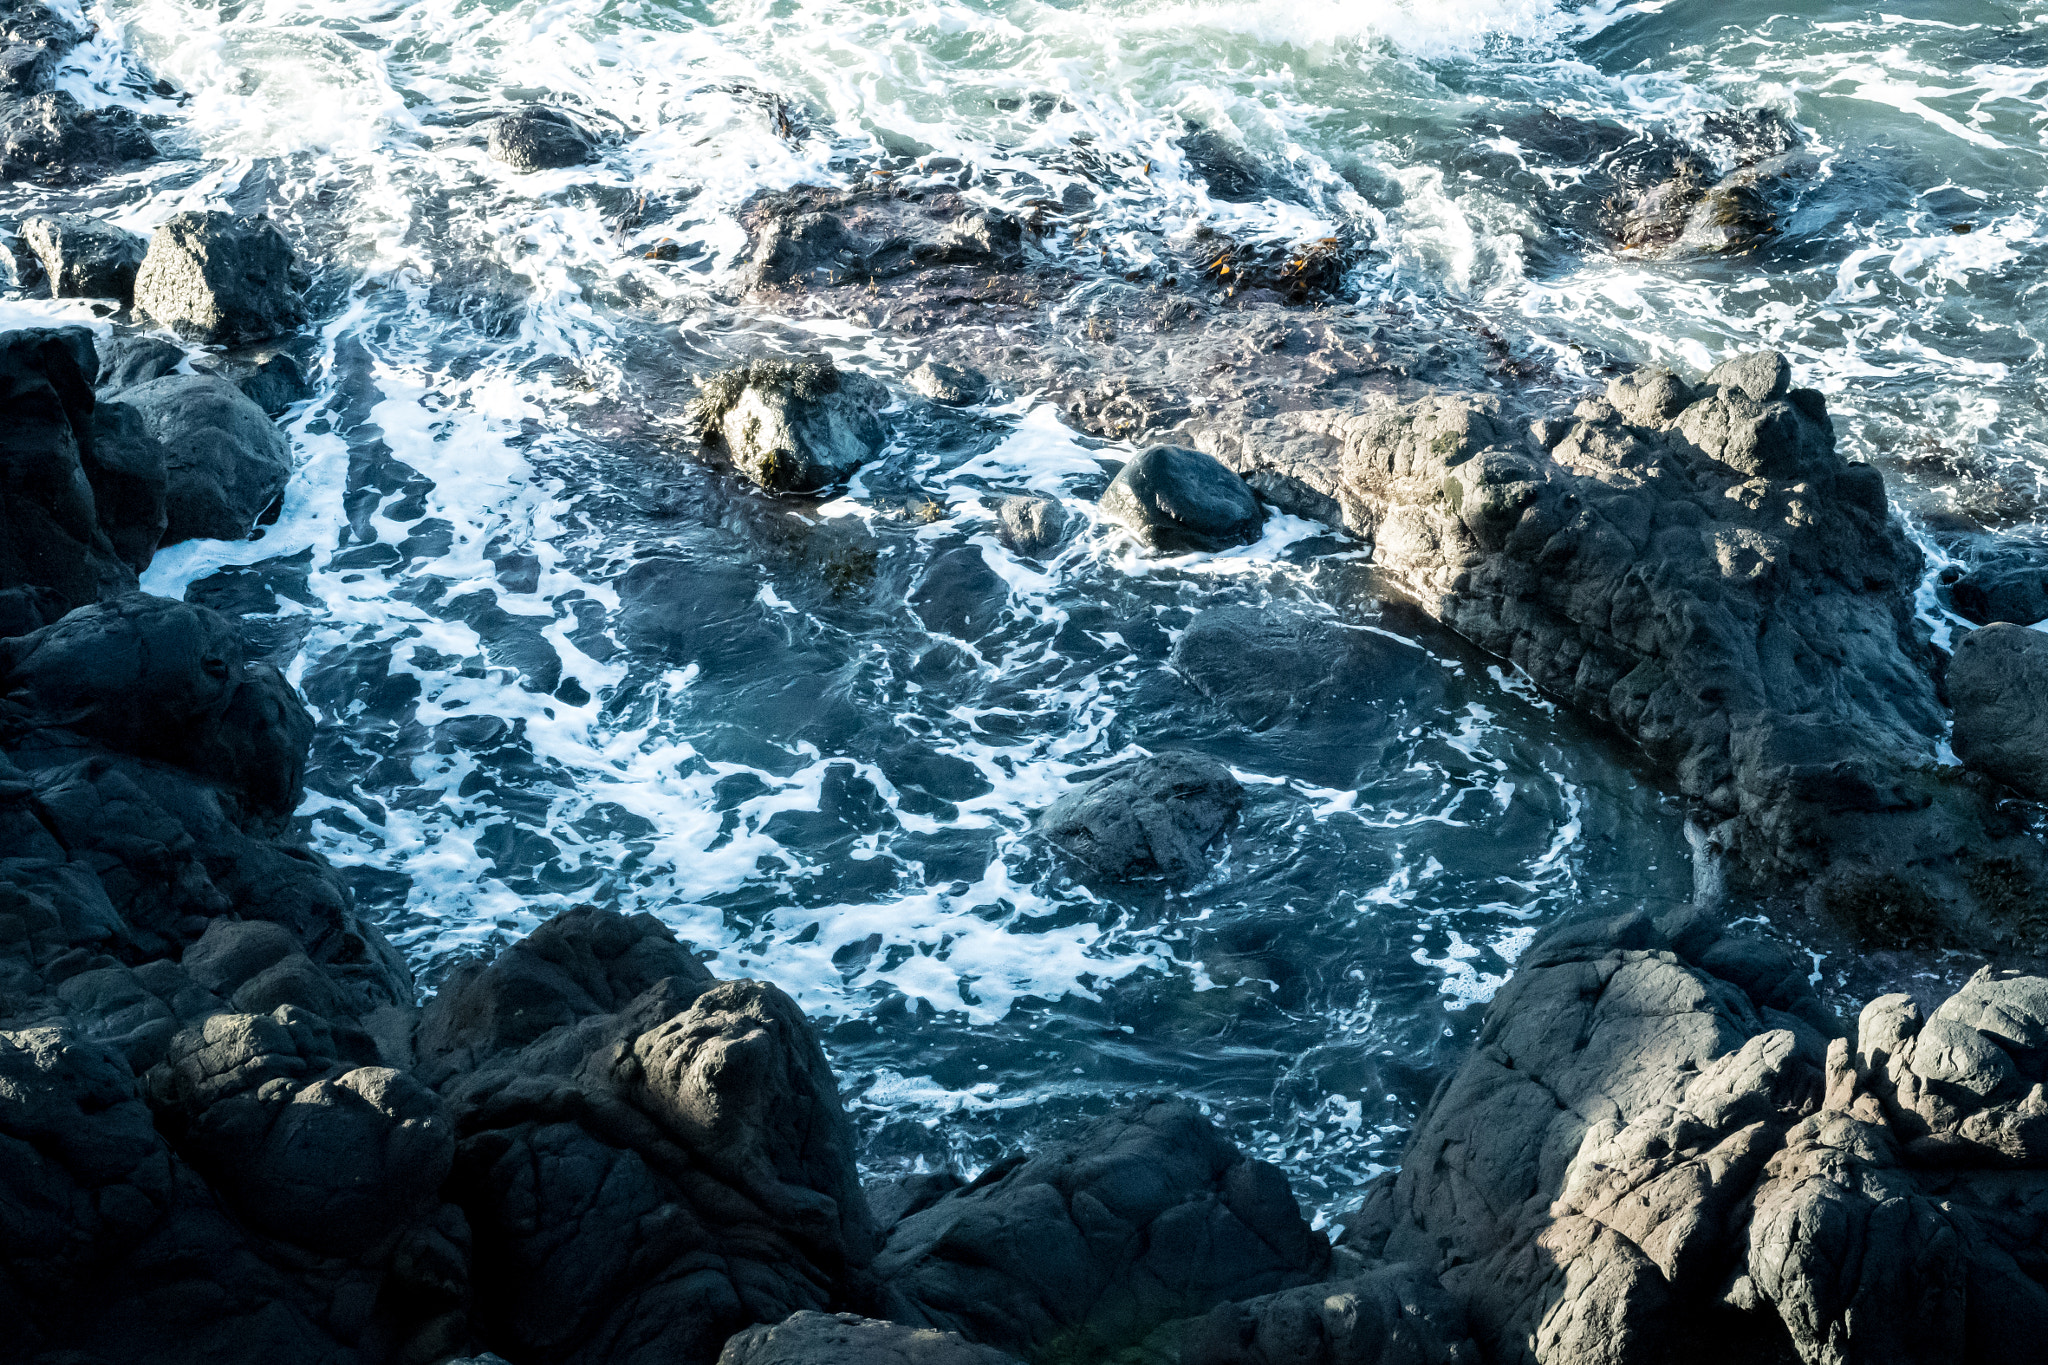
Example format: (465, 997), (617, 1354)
(687, 357), (888, 493)
(994, 495), (1067, 556)
(487, 106), (597, 172)
(908, 358), (987, 406)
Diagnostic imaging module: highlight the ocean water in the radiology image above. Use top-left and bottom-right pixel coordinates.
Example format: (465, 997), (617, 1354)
(6, 0), (2043, 1204)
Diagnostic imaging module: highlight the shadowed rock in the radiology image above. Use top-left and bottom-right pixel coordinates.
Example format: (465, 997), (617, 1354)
(719, 1313), (1023, 1365)
(0, 90), (155, 184)
(1948, 622), (2048, 801)
(114, 373), (290, 544)
(20, 212), (146, 303)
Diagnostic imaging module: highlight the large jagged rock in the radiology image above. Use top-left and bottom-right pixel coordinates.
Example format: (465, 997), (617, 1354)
(687, 357), (889, 493)
(0, 89), (155, 183)
(114, 373), (291, 544)
(1350, 908), (2048, 1365)
(132, 212), (309, 346)
(0, 326), (170, 621)
(874, 1099), (1333, 1359)
(718, 1313), (1023, 1365)
(1038, 751), (1243, 883)
(417, 907), (877, 1365)
(1946, 622), (2048, 801)
(20, 212), (147, 303)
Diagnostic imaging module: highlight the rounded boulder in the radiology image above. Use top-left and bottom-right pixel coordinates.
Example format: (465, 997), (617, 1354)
(1100, 445), (1264, 555)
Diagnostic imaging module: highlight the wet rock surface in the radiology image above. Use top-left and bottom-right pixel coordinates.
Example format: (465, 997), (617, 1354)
(688, 356), (889, 493)
(19, 212), (146, 303)
(994, 494), (1067, 557)
(1039, 751), (1244, 883)
(133, 212), (310, 346)
(1947, 622), (2048, 801)
(0, 90), (156, 184)
(1102, 445), (1266, 555)
(487, 105), (599, 171)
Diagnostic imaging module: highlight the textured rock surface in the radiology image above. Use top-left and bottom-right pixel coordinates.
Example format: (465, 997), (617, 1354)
(487, 105), (598, 171)
(1947, 622), (2048, 801)
(115, 373), (291, 544)
(1351, 908), (2048, 1365)
(0, 90), (155, 183)
(737, 185), (1027, 295)
(20, 212), (147, 302)
(688, 357), (889, 493)
(909, 359), (988, 406)
(1102, 444), (1266, 554)
(719, 1312), (1023, 1365)
(420, 907), (877, 1365)
(1149, 1263), (1479, 1365)
(1039, 751), (1244, 882)
(875, 1099), (1333, 1359)
(994, 494), (1068, 557)
(133, 212), (309, 345)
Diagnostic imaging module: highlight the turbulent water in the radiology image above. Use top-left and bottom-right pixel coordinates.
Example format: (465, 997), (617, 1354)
(6, 0), (2044, 1206)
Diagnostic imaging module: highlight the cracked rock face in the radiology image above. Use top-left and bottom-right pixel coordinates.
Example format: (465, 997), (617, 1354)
(133, 212), (310, 346)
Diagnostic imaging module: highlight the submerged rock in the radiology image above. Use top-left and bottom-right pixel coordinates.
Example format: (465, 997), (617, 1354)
(1948, 622), (2048, 800)
(133, 212), (309, 346)
(19, 212), (146, 303)
(1039, 751), (1243, 882)
(688, 356), (889, 493)
(1171, 606), (1348, 731)
(486, 105), (598, 171)
(1101, 445), (1265, 554)
(114, 373), (291, 544)
(0, 90), (155, 184)
(994, 494), (1068, 557)
(718, 1313), (1023, 1365)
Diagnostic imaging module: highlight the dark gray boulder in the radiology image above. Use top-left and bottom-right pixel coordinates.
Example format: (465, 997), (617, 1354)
(1040, 751), (1243, 883)
(85, 397), (169, 573)
(487, 105), (598, 171)
(1948, 622), (2048, 800)
(911, 545), (1007, 639)
(1101, 445), (1265, 554)
(0, 326), (138, 614)
(0, 0), (82, 96)
(909, 359), (988, 406)
(1154, 1263), (1478, 1365)
(1945, 540), (2048, 626)
(874, 1099), (1332, 1360)
(994, 495), (1067, 557)
(115, 373), (291, 544)
(688, 357), (889, 493)
(20, 212), (147, 302)
(132, 212), (309, 346)
(718, 1313), (1023, 1365)
(737, 185), (1027, 294)
(1171, 606), (1347, 731)
(197, 344), (313, 414)
(0, 90), (155, 183)
(419, 906), (878, 1365)
(95, 332), (186, 392)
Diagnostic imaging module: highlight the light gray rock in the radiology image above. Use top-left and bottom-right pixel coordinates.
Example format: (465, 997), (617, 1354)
(115, 374), (291, 544)
(1101, 445), (1265, 555)
(133, 212), (308, 346)
(1855, 968), (2048, 1165)
(909, 358), (988, 406)
(1039, 751), (1243, 883)
(20, 212), (146, 303)
(688, 357), (889, 493)
(994, 495), (1067, 556)
(1948, 622), (2048, 800)
(718, 1313), (1023, 1365)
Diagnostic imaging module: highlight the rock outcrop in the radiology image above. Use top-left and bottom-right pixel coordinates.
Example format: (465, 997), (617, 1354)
(687, 357), (889, 493)
(113, 373), (292, 544)
(1347, 908), (2048, 1365)
(0, 90), (155, 183)
(133, 212), (310, 346)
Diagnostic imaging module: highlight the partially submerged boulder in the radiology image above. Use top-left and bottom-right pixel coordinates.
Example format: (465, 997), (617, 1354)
(20, 212), (147, 303)
(909, 359), (988, 406)
(487, 105), (598, 172)
(133, 212), (309, 346)
(688, 357), (889, 493)
(0, 90), (155, 184)
(994, 494), (1068, 557)
(1039, 751), (1243, 883)
(1102, 445), (1265, 554)
(115, 373), (291, 544)
(1948, 622), (2048, 801)
(737, 185), (1027, 294)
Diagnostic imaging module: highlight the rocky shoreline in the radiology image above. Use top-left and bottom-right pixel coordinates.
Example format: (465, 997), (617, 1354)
(4, 7), (2048, 1362)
